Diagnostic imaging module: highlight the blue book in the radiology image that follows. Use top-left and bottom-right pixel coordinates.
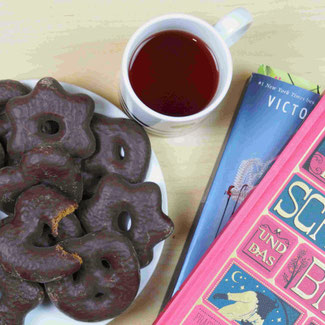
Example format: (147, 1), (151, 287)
(162, 69), (321, 308)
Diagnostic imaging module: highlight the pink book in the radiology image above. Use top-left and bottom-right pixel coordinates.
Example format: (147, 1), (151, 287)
(155, 96), (325, 325)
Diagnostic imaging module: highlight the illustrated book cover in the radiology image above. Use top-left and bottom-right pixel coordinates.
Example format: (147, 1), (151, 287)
(162, 66), (322, 308)
(156, 88), (325, 324)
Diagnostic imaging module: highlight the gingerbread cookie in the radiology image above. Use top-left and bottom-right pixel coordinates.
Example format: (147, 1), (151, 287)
(46, 230), (140, 322)
(78, 173), (174, 267)
(1, 213), (84, 248)
(0, 185), (82, 283)
(0, 145), (83, 214)
(82, 114), (151, 197)
(35, 213), (84, 247)
(6, 77), (96, 159)
(0, 264), (44, 325)
(0, 80), (30, 113)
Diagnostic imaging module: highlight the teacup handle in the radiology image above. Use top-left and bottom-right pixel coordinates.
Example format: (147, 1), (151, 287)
(214, 8), (253, 47)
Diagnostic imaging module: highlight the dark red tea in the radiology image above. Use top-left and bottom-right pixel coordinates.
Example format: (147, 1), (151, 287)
(128, 30), (219, 117)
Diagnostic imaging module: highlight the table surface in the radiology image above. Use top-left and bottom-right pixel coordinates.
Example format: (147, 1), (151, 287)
(0, 1), (324, 324)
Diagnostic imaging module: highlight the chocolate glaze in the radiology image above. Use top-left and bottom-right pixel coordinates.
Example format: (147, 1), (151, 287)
(0, 142), (5, 168)
(0, 167), (35, 213)
(35, 213), (84, 247)
(81, 170), (101, 199)
(0, 213), (84, 248)
(0, 185), (82, 283)
(78, 173), (174, 267)
(82, 114), (151, 197)
(6, 77), (96, 159)
(0, 80), (30, 114)
(46, 230), (140, 322)
(0, 113), (14, 166)
(0, 264), (44, 325)
(0, 145), (83, 214)
(0, 113), (11, 146)
(21, 145), (83, 201)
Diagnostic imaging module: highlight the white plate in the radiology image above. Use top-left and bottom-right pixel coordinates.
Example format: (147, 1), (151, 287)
(2, 80), (168, 325)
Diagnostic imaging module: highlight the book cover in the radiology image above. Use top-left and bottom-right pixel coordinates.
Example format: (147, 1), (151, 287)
(155, 90), (325, 324)
(162, 68), (321, 308)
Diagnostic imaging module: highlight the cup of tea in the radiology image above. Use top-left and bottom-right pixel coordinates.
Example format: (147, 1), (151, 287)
(120, 8), (252, 136)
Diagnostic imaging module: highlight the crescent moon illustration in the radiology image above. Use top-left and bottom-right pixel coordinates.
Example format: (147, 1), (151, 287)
(231, 271), (242, 283)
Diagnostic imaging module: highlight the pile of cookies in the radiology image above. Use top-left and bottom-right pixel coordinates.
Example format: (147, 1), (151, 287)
(0, 78), (174, 324)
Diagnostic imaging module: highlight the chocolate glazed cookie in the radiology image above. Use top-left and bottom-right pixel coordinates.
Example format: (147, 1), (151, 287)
(0, 80), (30, 114)
(6, 77), (96, 159)
(0, 145), (83, 214)
(78, 173), (174, 267)
(46, 230), (140, 322)
(0, 185), (82, 283)
(82, 114), (151, 197)
(35, 213), (84, 247)
(0, 213), (84, 248)
(0, 264), (44, 325)
(0, 80), (29, 160)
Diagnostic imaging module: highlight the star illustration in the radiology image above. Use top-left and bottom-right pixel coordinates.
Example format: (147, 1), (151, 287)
(231, 286), (234, 288)
(239, 276), (243, 279)
(277, 318), (282, 322)
(240, 285), (245, 290)
(225, 279), (228, 282)
(256, 285), (259, 288)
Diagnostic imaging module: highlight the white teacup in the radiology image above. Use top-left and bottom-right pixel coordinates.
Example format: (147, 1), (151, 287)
(120, 8), (252, 136)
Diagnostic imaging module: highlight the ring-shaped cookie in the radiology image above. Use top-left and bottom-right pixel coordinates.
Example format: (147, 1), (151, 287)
(0, 185), (82, 283)
(82, 114), (151, 197)
(46, 230), (140, 322)
(0, 213), (84, 248)
(35, 213), (84, 247)
(6, 77), (96, 159)
(78, 173), (174, 267)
